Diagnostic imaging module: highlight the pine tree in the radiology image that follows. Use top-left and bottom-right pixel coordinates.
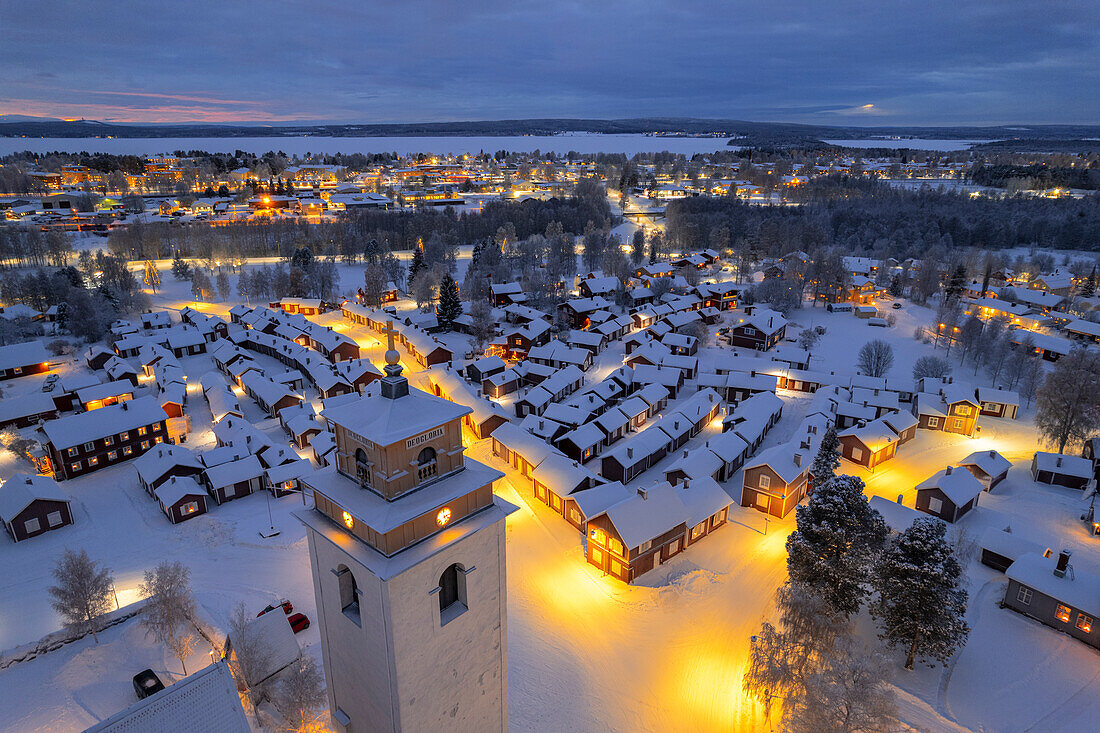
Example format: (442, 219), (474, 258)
(786, 475), (888, 617)
(142, 260), (161, 293)
(436, 273), (463, 330)
(1082, 266), (1096, 298)
(808, 426), (840, 492)
(171, 254), (191, 281)
(871, 517), (969, 670)
(407, 248), (425, 290)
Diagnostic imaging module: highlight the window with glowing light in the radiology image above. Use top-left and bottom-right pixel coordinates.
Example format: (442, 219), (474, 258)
(342, 511), (354, 529)
(1055, 604), (1071, 623)
(1076, 614), (1093, 633)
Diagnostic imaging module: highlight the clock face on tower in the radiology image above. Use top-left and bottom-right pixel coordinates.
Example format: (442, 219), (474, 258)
(436, 507), (452, 527)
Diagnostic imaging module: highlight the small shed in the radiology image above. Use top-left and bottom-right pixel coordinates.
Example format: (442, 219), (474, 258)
(958, 450), (1012, 491)
(915, 466), (983, 522)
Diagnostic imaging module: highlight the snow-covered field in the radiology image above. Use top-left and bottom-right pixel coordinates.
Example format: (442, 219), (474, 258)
(1, 260), (1097, 732)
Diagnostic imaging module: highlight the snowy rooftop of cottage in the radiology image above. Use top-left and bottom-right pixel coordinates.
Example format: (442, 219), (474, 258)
(1007, 552), (1100, 618)
(0, 473), (69, 523)
(916, 467), (985, 506)
(41, 396), (165, 450)
(84, 660), (248, 733)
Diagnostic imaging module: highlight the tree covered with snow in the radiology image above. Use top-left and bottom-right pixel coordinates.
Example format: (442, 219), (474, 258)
(361, 262), (389, 308)
(744, 582), (848, 723)
(139, 561), (198, 675)
(226, 602), (273, 718)
(1035, 346), (1100, 453)
(48, 549), (115, 643)
(784, 637), (900, 733)
(435, 272), (463, 330)
(808, 425), (841, 492)
(856, 339), (894, 378)
(272, 655), (326, 732)
(786, 475), (888, 617)
(871, 517), (969, 670)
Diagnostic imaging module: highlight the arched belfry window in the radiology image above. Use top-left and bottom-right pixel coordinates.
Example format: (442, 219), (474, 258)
(438, 563), (468, 625)
(355, 448), (371, 488)
(336, 564), (361, 626)
(417, 446), (438, 481)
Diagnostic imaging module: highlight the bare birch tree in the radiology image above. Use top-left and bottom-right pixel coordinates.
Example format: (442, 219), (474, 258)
(273, 655), (326, 732)
(48, 549), (115, 643)
(140, 561), (198, 675)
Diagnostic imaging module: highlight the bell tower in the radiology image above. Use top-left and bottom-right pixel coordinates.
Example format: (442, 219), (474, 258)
(296, 322), (516, 733)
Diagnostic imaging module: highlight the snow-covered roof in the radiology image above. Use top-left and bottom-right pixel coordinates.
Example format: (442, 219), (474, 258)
(41, 396), (166, 450)
(0, 473), (69, 523)
(980, 528), (1050, 564)
(229, 610), (301, 687)
(869, 496), (934, 534)
(133, 444), (203, 486)
(1032, 452), (1093, 479)
(203, 455), (264, 489)
(84, 661), (249, 733)
(958, 450), (1012, 479)
(321, 384), (470, 447)
(677, 475), (732, 526)
(0, 340), (49, 371)
(154, 475), (207, 507)
(1007, 552), (1100, 617)
(916, 467), (984, 507)
(601, 482), (687, 549)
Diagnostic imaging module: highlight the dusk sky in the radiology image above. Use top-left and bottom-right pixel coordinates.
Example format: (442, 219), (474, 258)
(2, 1), (1097, 127)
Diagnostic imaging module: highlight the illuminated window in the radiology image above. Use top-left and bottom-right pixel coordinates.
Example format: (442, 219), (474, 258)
(590, 546), (603, 564)
(1076, 614), (1093, 633)
(956, 406), (970, 416)
(138, 427), (147, 436)
(123, 446), (133, 456)
(589, 528), (606, 545)
(120, 432), (129, 441)
(182, 502), (198, 515)
(691, 522), (706, 540)
(141, 441), (150, 450)
(1055, 604), (1072, 623)
(609, 537), (624, 556)
(66, 448), (77, 458)
(952, 419), (964, 430)
(1016, 586), (1032, 605)
(87, 457), (99, 467)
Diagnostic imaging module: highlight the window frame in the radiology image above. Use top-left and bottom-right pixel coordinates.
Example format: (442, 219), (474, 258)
(1016, 586), (1032, 605)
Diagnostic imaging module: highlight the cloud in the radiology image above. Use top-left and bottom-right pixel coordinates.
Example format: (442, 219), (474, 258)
(0, 1), (1097, 126)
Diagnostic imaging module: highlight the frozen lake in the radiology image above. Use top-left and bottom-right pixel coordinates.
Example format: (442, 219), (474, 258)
(0, 134), (741, 157)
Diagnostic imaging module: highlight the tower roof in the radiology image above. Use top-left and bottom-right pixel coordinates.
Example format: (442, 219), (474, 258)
(320, 387), (471, 447)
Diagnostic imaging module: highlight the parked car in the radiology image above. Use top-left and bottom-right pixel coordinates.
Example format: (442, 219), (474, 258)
(288, 613), (310, 633)
(892, 302), (902, 309)
(257, 599), (293, 617)
(132, 669), (165, 699)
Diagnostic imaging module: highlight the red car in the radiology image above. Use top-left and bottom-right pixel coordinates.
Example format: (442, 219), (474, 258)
(257, 599), (293, 617)
(288, 613), (310, 633)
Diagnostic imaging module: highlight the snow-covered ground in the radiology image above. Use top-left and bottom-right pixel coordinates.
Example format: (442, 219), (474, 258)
(1, 262), (1097, 732)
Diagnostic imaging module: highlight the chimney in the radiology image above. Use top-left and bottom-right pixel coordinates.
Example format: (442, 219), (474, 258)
(945, 465), (953, 475)
(1056, 456), (1063, 468)
(637, 488), (647, 500)
(793, 453), (803, 468)
(989, 450), (996, 458)
(1054, 549), (1072, 578)
(897, 494), (904, 504)
(627, 447), (634, 459)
